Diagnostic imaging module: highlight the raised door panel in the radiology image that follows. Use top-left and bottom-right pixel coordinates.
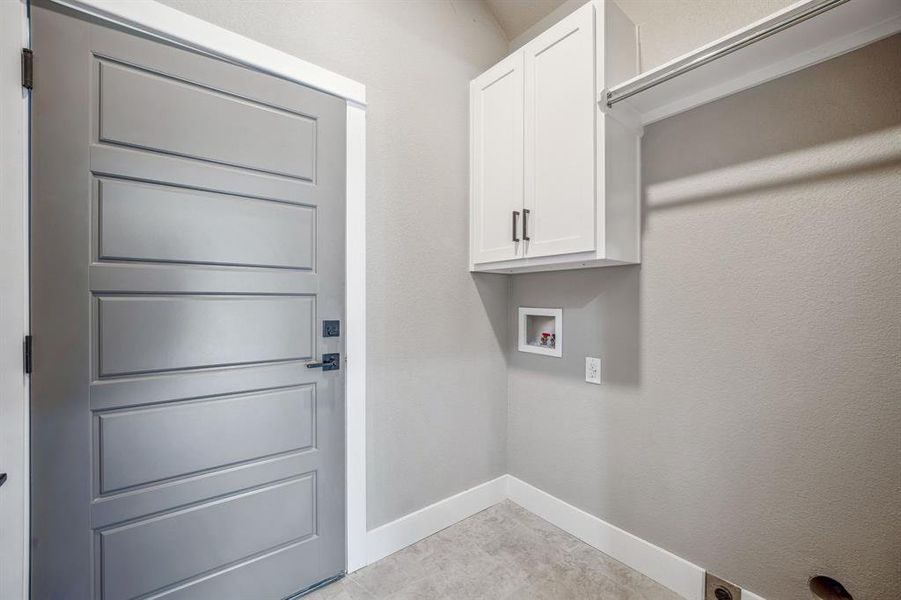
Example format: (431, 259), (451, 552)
(523, 4), (596, 258)
(470, 52), (524, 265)
(98, 61), (316, 181)
(97, 386), (315, 493)
(95, 294), (315, 376)
(97, 178), (316, 270)
(99, 477), (315, 600)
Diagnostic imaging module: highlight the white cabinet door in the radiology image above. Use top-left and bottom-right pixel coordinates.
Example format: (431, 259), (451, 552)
(470, 52), (524, 265)
(523, 4), (596, 258)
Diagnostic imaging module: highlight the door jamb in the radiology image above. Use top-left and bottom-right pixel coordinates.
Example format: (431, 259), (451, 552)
(0, 2), (31, 599)
(0, 3), (369, 597)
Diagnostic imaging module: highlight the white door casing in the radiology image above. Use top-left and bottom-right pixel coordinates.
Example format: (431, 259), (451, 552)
(0, 2), (30, 600)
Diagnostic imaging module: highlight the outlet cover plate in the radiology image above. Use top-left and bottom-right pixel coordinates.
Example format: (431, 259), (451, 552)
(705, 573), (741, 600)
(585, 357), (601, 384)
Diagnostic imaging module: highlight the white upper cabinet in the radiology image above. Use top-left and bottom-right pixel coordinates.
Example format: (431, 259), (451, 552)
(523, 4), (596, 259)
(470, 52), (524, 265)
(469, 0), (641, 274)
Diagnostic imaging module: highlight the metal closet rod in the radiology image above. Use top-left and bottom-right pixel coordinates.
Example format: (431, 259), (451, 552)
(606, 0), (850, 107)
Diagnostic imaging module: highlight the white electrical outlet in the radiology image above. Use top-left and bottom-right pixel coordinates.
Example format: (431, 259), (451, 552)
(585, 357), (601, 384)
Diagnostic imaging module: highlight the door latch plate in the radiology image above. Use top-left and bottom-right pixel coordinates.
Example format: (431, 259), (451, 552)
(306, 353), (340, 371)
(320, 353), (340, 371)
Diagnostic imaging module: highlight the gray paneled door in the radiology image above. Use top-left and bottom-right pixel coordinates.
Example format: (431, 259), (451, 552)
(29, 2), (346, 598)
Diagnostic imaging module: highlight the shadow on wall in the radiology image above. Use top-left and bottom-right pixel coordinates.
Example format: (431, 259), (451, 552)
(641, 34), (901, 180)
(641, 34), (901, 227)
(472, 273), (513, 361)
(507, 266), (641, 387)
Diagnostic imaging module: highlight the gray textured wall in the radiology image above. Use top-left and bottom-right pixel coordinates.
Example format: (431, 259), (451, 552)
(157, 0), (511, 528)
(507, 34), (901, 600)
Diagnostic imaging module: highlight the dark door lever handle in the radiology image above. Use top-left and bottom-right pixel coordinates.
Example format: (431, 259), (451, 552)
(0, 473), (7, 488)
(306, 353), (340, 371)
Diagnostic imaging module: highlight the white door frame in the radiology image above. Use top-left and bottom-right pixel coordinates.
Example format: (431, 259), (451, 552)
(0, 3), (31, 599)
(0, 2), (368, 598)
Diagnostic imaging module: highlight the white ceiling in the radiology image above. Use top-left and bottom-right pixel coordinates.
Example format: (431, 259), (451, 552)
(484, 0), (569, 41)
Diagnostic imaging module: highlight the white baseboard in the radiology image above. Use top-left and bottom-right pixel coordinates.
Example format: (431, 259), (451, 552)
(359, 474), (767, 600)
(505, 475), (704, 600)
(362, 475), (508, 567)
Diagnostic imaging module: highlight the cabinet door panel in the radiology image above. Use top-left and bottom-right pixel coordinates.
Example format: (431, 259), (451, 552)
(470, 52), (524, 265)
(524, 4), (596, 258)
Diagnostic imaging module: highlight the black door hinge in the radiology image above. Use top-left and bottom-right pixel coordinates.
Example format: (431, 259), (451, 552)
(24, 335), (33, 374)
(22, 48), (33, 90)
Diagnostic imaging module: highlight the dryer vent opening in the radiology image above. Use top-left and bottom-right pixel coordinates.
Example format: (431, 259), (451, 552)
(809, 576), (853, 600)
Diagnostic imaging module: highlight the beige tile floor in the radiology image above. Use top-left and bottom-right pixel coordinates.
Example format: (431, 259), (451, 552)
(304, 500), (682, 600)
